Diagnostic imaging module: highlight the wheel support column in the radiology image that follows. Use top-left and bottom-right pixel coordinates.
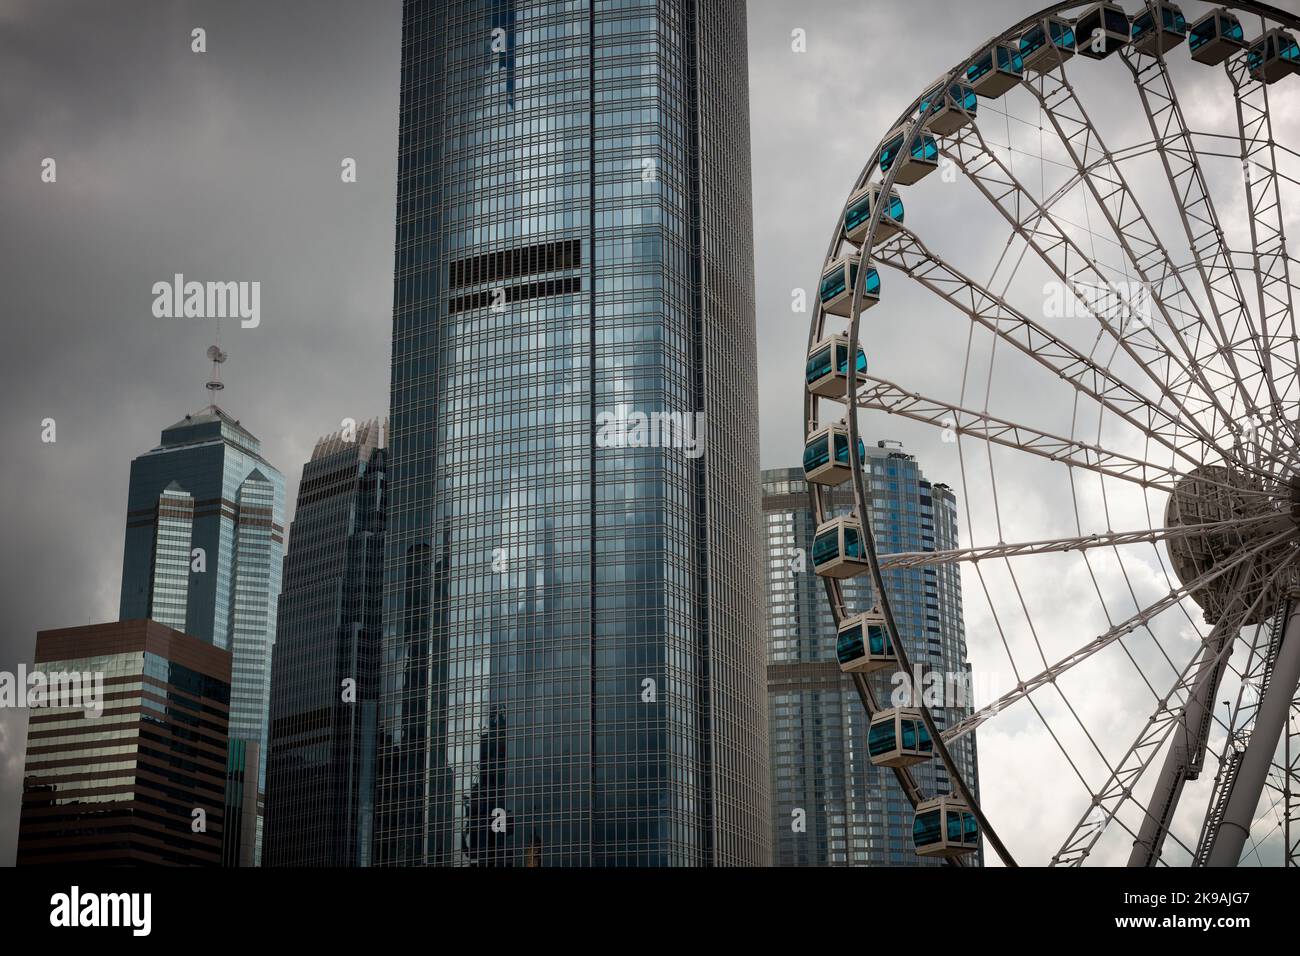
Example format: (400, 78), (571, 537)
(1128, 625), (1233, 866)
(1208, 602), (1300, 865)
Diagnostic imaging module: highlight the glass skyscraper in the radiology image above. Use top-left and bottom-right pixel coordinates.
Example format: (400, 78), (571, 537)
(118, 403), (285, 863)
(763, 445), (981, 866)
(377, 0), (769, 866)
(265, 420), (386, 867)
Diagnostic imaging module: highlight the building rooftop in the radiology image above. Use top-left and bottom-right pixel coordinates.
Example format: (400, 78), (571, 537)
(157, 403), (264, 458)
(310, 417), (387, 462)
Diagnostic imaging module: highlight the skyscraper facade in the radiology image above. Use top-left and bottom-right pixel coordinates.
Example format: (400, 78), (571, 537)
(118, 404), (285, 862)
(16, 620), (231, 866)
(265, 420), (386, 867)
(763, 445), (981, 866)
(377, 0), (768, 866)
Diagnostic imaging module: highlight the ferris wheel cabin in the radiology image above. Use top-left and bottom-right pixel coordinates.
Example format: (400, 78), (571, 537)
(919, 79), (978, 136)
(868, 708), (935, 768)
(812, 515), (871, 579)
(1019, 16), (1077, 71)
(1130, 1), (1186, 55)
(844, 183), (905, 246)
(806, 333), (868, 399)
(836, 609), (896, 674)
(1246, 29), (1300, 84)
(819, 255), (880, 317)
(803, 422), (865, 486)
(913, 795), (980, 858)
(1074, 2), (1131, 59)
(966, 43), (1024, 97)
(1187, 8), (1247, 64)
(879, 126), (940, 184)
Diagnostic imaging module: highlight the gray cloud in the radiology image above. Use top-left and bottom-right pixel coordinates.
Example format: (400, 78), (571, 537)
(0, 0), (400, 859)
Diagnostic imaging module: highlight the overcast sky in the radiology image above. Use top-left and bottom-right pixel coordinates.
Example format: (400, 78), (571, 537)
(2, 0), (1298, 867)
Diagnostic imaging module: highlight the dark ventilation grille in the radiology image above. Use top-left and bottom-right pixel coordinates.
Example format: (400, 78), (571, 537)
(448, 239), (582, 289)
(448, 276), (584, 315)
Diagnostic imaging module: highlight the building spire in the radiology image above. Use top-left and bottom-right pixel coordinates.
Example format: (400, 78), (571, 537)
(205, 319), (227, 403)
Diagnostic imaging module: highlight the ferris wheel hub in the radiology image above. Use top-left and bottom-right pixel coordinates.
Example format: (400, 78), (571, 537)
(1164, 464), (1295, 625)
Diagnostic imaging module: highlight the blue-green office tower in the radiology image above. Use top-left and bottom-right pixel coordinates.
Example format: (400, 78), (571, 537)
(119, 404), (285, 863)
(377, 0), (769, 866)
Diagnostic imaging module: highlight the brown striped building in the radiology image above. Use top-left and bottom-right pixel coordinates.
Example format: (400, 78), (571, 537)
(16, 619), (231, 865)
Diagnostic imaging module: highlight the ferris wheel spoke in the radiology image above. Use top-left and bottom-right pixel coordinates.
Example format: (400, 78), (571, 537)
(1060, 308), (1210, 683)
(855, 374), (1271, 499)
(877, 228), (1214, 471)
(1054, 552), (1289, 866)
(944, 126), (1246, 472)
(877, 516), (1287, 570)
(1053, 717), (1185, 867)
(1120, 40), (1280, 426)
(1016, 549), (1192, 866)
(941, 526), (1299, 745)
(1238, 423), (1299, 478)
(1037, 139), (1162, 211)
(949, 384), (1166, 835)
(1228, 53), (1300, 430)
(1021, 67), (1262, 458)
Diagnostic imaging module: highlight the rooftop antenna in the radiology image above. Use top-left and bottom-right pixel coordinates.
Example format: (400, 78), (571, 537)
(205, 319), (227, 404)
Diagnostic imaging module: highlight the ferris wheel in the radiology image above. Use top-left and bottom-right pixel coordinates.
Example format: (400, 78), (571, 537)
(803, 0), (1300, 866)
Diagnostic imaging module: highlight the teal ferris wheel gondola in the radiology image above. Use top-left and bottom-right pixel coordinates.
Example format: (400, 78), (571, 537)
(819, 255), (881, 317)
(1246, 28), (1300, 83)
(868, 708), (936, 768)
(967, 42), (1024, 97)
(913, 796), (980, 858)
(844, 184), (904, 246)
(1020, 15), (1077, 70)
(919, 79), (978, 136)
(812, 515), (872, 579)
(803, 422), (865, 486)
(1131, 1), (1187, 55)
(879, 126), (940, 184)
(805, 332), (868, 399)
(836, 609), (896, 674)
(1187, 8), (1247, 64)
(1074, 1), (1131, 59)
